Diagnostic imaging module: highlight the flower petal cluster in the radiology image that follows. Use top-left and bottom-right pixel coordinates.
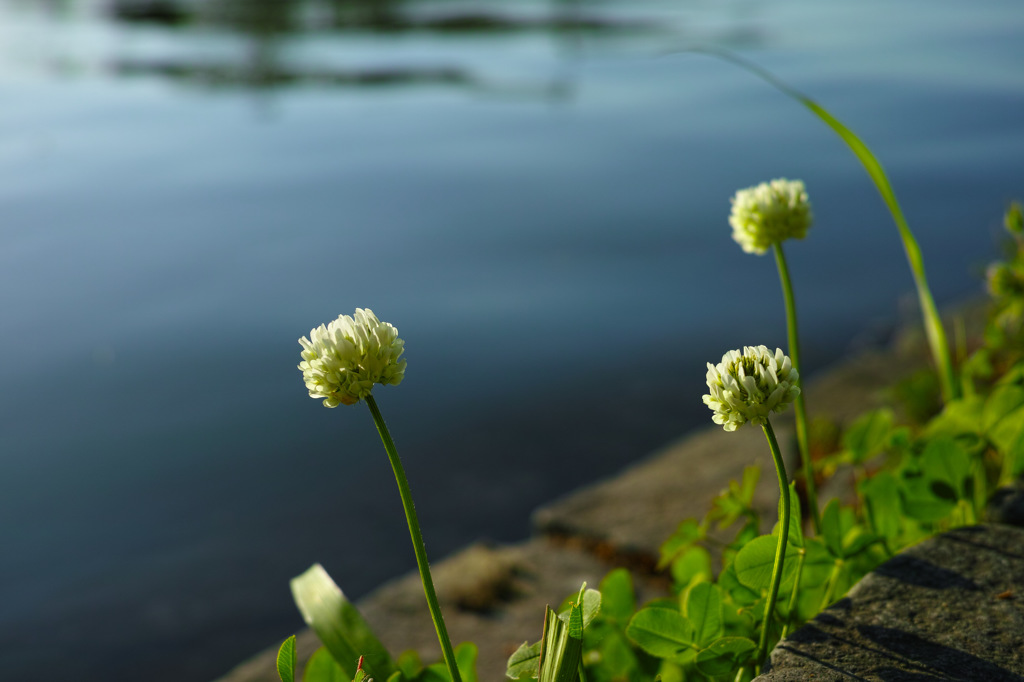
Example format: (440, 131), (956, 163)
(729, 178), (813, 254)
(703, 346), (800, 431)
(298, 308), (406, 407)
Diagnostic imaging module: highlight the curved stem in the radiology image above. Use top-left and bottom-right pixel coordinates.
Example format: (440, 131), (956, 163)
(773, 243), (821, 535)
(365, 395), (462, 682)
(756, 420), (791, 673)
(693, 48), (958, 404)
(901, 225), (958, 403)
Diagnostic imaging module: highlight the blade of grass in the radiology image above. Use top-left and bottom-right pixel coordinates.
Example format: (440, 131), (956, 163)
(290, 564), (395, 680)
(687, 47), (957, 403)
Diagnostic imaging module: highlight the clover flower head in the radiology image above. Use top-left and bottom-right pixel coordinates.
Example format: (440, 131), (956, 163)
(298, 308), (406, 407)
(703, 346), (800, 431)
(729, 178), (813, 254)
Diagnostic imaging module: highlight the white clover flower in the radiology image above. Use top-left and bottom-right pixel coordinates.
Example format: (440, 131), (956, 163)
(729, 178), (813, 255)
(298, 308), (406, 407)
(703, 346), (800, 431)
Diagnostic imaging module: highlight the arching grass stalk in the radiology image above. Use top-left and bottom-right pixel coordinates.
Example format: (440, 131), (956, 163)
(298, 309), (462, 682)
(699, 48), (958, 403)
(773, 243), (820, 534)
(757, 420), (791, 671)
(366, 395), (462, 682)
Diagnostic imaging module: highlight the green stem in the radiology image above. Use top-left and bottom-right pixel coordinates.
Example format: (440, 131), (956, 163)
(773, 243), (821, 535)
(365, 395), (462, 682)
(756, 420), (791, 673)
(818, 560), (844, 613)
(780, 547), (806, 641)
(906, 237), (959, 404)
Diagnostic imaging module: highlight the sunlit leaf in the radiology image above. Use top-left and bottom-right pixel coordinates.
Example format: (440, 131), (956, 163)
(925, 397), (984, 439)
(454, 642), (478, 682)
(658, 519), (703, 569)
(901, 474), (956, 522)
(921, 437), (971, 498)
(670, 546), (712, 589)
(290, 564), (395, 680)
(684, 582), (723, 648)
(303, 648), (348, 682)
(420, 664), (451, 682)
(694, 637), (757, 678)
(625, 607), (694, 662)
(506, 641), (541, 680)
(798, 538), (838, 590)
(596, 631), (638, 679)
(397, 650), (424, 679)
(598, 569), (635, 625)
(716, 563), (759, 607)
(860, 471), (902, 541)
(734, 535), (794, 593)
(820, 499), (843, 559)
(842, 409), (894, 463)
(982, 384), (1024, 433)
(277, 635), (296, 682)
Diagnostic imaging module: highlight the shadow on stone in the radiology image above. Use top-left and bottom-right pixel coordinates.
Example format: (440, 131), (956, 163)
(873, 555), (978, 591)
(858, 625), (1024, 682)
(787, 621), (834, 645)
(772, 642), (872, 681)
(943, 528), (1024, 561)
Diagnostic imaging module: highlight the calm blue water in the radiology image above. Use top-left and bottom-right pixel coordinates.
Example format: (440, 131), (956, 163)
(0, 0), (1022, 679)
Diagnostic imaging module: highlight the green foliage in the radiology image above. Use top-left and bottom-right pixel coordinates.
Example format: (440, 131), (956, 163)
(533, 195), (1024, 681)
(507, 641), (542, 681)
(304, 648), (349, 682)
(626, 607), (694, 663)
(507, 583), (600, 682)
(290, 564), (395, 680)
(278, 636), (297, 682)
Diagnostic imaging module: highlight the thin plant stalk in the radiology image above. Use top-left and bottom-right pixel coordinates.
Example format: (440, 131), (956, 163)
(818, 560), (844, 613)
(773, 243), (821, 534)
(780, 546), (806, 641)
(365, 395), (462, 682)
(757, 420), (791, 672)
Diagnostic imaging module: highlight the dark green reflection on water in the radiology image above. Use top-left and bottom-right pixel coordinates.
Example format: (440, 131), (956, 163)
(108, 0), (653, 34)
(103, 0), (660, 91)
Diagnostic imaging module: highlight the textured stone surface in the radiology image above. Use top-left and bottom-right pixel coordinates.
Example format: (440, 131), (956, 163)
(755, 524), (1024, 681)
